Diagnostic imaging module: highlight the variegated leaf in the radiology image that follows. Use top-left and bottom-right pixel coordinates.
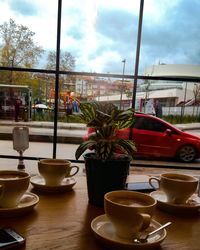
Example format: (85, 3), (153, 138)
(75, 140), (97, 160)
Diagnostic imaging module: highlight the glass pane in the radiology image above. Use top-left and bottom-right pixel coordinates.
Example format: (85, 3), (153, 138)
(140, 0), (200, 74)
(136, 78), (200, 119)
(0, 0), (58, 69)
(0, 72), (55, 159)
(61, 0), (140, 74)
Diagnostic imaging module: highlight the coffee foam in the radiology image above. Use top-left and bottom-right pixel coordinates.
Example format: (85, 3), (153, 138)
(111, 197), (150, 207)
(0, 174), (22, 180)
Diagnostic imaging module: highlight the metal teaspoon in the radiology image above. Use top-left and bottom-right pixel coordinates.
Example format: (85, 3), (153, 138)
(133, 221), (172, 244)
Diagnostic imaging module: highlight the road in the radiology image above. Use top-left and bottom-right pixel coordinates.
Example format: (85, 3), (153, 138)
(1, 138), (200, 176)
(0, 127), (200, 176)
(187, 130), (200, 136)
(0, 140), (81, 175)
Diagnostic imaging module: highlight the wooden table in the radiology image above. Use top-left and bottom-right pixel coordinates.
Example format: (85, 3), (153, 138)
(0, 175), (200, 250)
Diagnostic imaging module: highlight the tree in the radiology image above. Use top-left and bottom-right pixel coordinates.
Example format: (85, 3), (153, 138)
(0, 18), (44, 67)
(45, 50), (76, 95)
(0, 18), (44, 83)
(45, 50), (75, 71)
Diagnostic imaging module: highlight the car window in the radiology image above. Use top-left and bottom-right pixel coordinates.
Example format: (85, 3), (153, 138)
(134, 117), (168, 132)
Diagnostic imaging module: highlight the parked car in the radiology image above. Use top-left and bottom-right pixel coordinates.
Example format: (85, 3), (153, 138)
(85, 112), (200, 163)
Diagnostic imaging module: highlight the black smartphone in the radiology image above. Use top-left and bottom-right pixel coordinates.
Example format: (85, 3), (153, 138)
(127, 181), (158, 192)
(0, 228), (25, 249)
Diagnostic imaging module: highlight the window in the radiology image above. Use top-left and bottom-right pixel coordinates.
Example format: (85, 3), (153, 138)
(134, 117), (167, 132)
(0, 0), (199, 166)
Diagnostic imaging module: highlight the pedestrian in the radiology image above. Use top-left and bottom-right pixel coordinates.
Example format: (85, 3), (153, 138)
(14, 96), (22, 122)
(66, 101), (72, 115)
(155, 100), (163, 118)
(72, 100), (79, 113)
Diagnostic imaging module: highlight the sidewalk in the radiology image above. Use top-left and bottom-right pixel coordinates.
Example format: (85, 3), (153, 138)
(0, 120), (86, 130)
(1, 120), (200, 130)
(175, 122), (200, 131)
(0, 120), (86, 144)
(0, 120), (199, 144)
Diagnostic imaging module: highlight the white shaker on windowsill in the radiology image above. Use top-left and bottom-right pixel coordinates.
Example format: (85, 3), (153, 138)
(13, 127), (29, 170)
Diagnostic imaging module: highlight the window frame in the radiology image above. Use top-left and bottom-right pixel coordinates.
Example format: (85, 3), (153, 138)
(0, 0), (200, 170)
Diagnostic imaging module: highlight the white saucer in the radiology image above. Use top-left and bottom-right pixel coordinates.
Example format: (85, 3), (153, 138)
(0, 192), (39, 217)
(91, 214), (167, 250)
(150, 190), (200, 215)
(30, 175), (76, 193)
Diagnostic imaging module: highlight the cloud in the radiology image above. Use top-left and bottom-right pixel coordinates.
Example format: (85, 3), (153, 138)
(139, 0), (200, 72)
(8, 0), (38, 16)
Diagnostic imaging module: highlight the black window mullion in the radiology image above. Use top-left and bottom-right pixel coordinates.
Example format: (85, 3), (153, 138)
(53, 0), (62, 159)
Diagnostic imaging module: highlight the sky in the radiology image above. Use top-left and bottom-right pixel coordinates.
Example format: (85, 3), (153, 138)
(0, 0), (200, 75)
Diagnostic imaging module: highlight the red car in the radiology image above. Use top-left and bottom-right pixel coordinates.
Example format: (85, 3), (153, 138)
(86, 112), (200, 163)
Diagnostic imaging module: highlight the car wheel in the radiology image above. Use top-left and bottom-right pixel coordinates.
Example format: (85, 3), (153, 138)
(177, 145), (197, 163)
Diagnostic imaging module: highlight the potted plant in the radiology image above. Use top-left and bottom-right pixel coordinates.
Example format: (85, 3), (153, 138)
(75, 101), (136, 206)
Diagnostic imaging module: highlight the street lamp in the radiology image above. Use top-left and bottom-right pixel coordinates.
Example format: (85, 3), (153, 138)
(181, 81), (188, 118)
(119, 59), (126, 109)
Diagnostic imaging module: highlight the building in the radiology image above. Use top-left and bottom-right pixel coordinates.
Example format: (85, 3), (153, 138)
(92, 64), (200, 113)
(140, 64), (200, 107)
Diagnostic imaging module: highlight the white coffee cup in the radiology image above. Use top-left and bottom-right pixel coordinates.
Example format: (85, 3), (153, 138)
(38, 159), (79, 186)
(0, 170), (30, 208)
(149, 172), (198, 204)
(104, 190), (157, 239)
